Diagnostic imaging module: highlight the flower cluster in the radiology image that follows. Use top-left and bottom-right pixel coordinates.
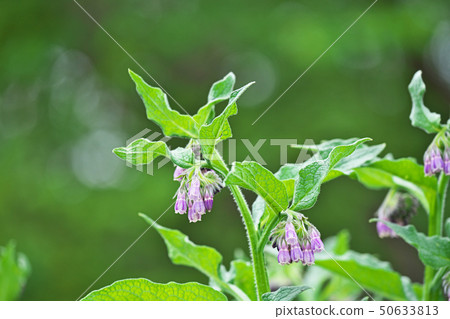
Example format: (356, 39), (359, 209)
(173, 166), (223, 223)
(269, 211), (323, 266)
(376, 191), (418, 238)
(443, 271), (450, 301)
(424, 141), (450, 177)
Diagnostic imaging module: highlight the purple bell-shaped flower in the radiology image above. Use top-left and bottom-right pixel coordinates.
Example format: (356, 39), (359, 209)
(290, 242), (303, 263)
(444, 147), (450, 176)
(277, 241), (292, 265)
(284, 222), (298, 245)
(175, 188), (187, 215)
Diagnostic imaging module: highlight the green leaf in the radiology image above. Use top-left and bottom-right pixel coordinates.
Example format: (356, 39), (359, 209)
(408, 71), (442, 134)
(374, 219), (450, 268)
(276, 163), (307, 181)
(300, 232), (356, 301)
(290, 138), (385, 182)
(225, 161), (289, 214)
(199, 82), (254, 161)
(192, 104), (215, 128)
(82, 279), (227, 301)
(0, 241), (31, 301)
(113, 139), (194, 168)
(140, 214), (222, 280)
(129, 69), (198, 138)
(315, 251), (419, 301)
(192, 72), (236, 127)
(292, 138), (362, 154)
(331, 230), (351, 256)
(291, 138), (371, 211)
(401, 276), (419, 301)
(251, 195), (269, 226)
(229, 260), (257, 301)
(208, 72), (236, 103)
(324, 143), (386, 182)
(261, 286), (310, 301)
(318, 276), (362, 301)
(252, 178), (295, 228)
(352, 158), (437, 213)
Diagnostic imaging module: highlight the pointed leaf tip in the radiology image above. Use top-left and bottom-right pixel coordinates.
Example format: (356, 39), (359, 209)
(408, 70), (442, 134)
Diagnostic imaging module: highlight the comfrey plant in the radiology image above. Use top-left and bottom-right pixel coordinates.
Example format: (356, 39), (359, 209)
(81, 70), (449, 301)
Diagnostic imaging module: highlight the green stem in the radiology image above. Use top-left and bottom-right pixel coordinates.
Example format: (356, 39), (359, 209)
(228, 185), (271, 299)
(429, 267), (449, 297)
(423, 173), (449, 300)
(211, 150), (270, 300)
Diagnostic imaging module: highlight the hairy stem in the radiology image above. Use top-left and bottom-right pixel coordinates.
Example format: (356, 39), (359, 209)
(211, 150), (270, 300)
(423, 173), (449, 300)
(228, 185), (271, 299)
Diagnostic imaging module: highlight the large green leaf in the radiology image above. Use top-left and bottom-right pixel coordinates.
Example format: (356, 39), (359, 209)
(374, 219), (450, 268)
(193, 72), (236, 127)
(0, 241), (31, 301)
(140, 214), (222, 280)
(129, 69), (198, 138)
(323, 143), (385, 182)
(225, 161), (289, 214)
(291, 138), (385, 182)
(262, 286), (310, 301)
(352, 158), (437, 213)
(408, 71), (442, 134)
(301, 230), (361, 301)
(82, 279), (227, 301)
(329, 230), (351, 256)
(252, 178), (294, 228)
(113, 139), (194, 168)
(199, 82), (254, 161)
(315, 251), (420, 301)
(229, 260), (257, 301)
(319, 276), (363, 301)
(291, 138), (370, 211)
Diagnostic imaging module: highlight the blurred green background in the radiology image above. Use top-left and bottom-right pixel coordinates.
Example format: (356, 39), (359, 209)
(1, 0), (449, 300)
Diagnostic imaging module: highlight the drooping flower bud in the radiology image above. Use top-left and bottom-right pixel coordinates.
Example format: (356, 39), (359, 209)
(375, 190), (418, 239)
(175, 188), (187, 215)
(191, 198), (206, 216)
(431, 146), (444, 174)
(173, 166), (186, 181)
(290, 242), (303, 263)
(376, 218), (396, 238)
(302, 243), (315, 266)
(424, 139), (448, 176)
(285, 222), (298, 245)
(309, 227), (324, 252)
(202, 169), (224, 193)
(203, 184), (214, 211)
(188, 176), (202, 201)
(277, 241), (291, 265)
(444, 147), (450, 176)
(188, 207), (202, 223)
